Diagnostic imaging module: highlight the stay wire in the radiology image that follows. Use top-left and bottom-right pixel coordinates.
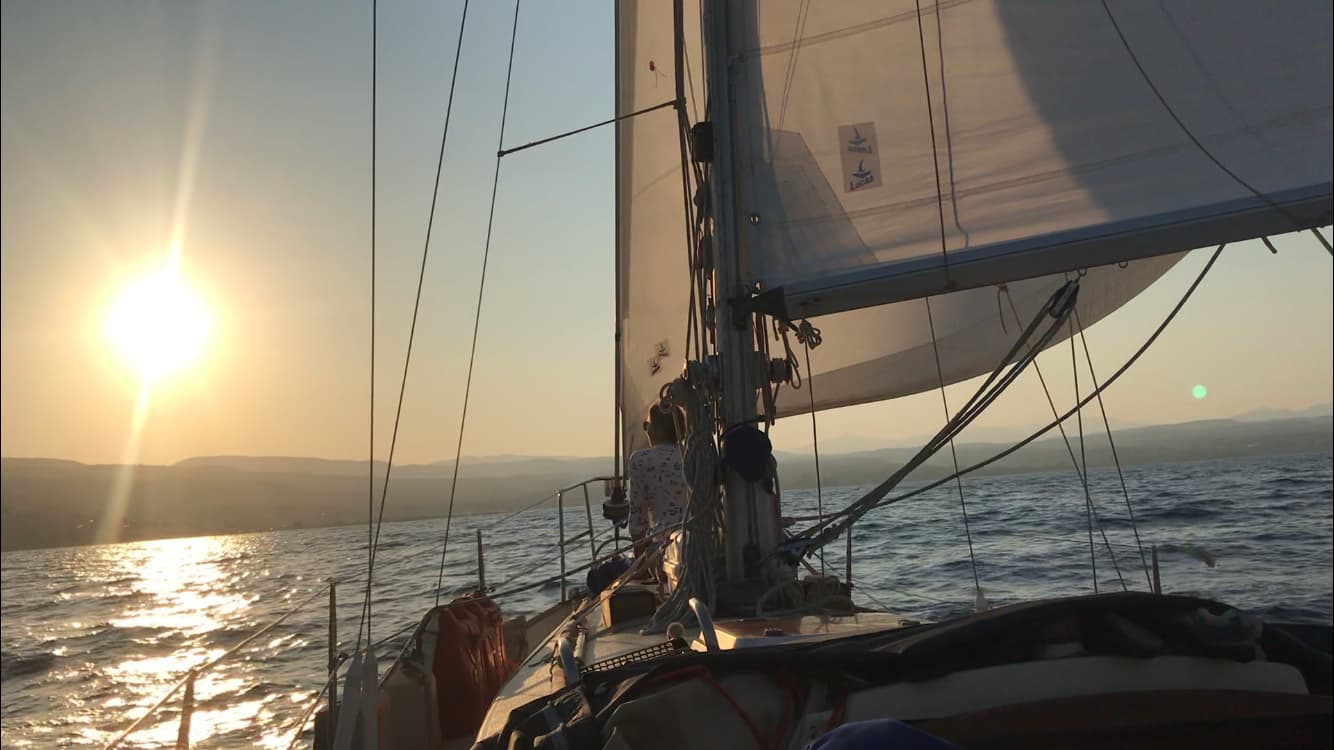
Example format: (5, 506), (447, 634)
(355, 0), (472, 652)
(794, 285), (1075, 547)
(913, 0), (952, 280)
(1070, 315), (1099, 593)
(361, 0), (377, 654)
(879, 245), (1226, 513)
(1071, 312), (1127, 593)
(435, 0), (524, 608)
(924, 297), (981, 597)
(1000, 288), (1130, 591)
(1074, 307), (1154, 589)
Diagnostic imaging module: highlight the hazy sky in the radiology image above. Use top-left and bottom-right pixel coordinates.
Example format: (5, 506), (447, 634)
(2, 1), (1331, 467)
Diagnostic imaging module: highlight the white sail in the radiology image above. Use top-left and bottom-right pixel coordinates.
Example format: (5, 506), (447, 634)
(770, 256), (1180, 417)
(730, 0), (1332, 317)
(618, 0), (1330, 425)
(615, 0), (705, 454)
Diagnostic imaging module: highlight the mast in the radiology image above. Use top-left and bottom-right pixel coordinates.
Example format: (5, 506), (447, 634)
(700, 0), (777, 583)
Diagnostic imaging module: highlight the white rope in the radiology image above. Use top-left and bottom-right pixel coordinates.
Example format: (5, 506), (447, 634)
(648, 364), (723, 631)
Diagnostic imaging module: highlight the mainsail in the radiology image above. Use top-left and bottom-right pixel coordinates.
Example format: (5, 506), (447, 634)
(619, 0), (1333, 433)
(615, 0), (704, 455)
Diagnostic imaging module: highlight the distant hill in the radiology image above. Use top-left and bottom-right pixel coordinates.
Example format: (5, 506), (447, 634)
(1234, 403), (1333, 422)
(2, 416), (1329, 552)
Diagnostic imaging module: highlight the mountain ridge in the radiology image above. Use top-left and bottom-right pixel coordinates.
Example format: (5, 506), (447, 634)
(2, 415), (1329, 552)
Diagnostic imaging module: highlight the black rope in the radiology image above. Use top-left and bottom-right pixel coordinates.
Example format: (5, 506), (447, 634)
(1074, 308), (1154, 590)
(1100, 1), (1314, 232)
(913, 0), (952, 280)
(924, 297), (982, 597)
(673, 0), (702, 371)
(792, 282), (1079, 549)
(879, 245), (1226, 513)
(498, 99), (677, 158)
(435, 0), (523, 608)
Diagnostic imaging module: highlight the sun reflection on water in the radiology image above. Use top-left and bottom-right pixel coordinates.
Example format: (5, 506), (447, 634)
(103, 536), (254, 636)
(62, 534), (294, 747)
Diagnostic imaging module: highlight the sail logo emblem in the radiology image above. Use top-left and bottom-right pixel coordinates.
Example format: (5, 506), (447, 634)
(648, 340), (669, 375)
(846, 127), (872, 154)
(849, 160), (875, 191)
(837, 122), (881, 193)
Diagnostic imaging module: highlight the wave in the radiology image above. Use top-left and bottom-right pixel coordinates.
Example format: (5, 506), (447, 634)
(1, 650), (57, 681)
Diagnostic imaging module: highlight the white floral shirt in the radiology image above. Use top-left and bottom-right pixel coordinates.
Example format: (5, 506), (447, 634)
(627, 444), (687, 538)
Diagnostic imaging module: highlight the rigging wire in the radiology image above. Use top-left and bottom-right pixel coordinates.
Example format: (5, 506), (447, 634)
(913, 0), (953, 280)
(793, 279), (1080, 548)
(1071, 314), (1100, 593)
(435, 0), (524, 609)
(1073, 307), (1154, 589)
(673, 0), (702, 368)
(878, 245), (1227, 513)
(1100, 0), (1320, 232)
(795, 245), (1225, 559)
(924, 297), (982, 599)
(498, 100), (676, 158)
(774, 0), (812, 135)
(1000, 287), (1137, 590)
(362, 0), (378, 653)
(354, 0), (473, 653)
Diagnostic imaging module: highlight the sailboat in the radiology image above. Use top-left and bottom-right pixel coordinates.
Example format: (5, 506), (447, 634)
(107, 0), (1331, 748)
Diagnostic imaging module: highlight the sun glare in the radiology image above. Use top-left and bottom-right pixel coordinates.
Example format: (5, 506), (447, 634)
(105, 268), (212, 383)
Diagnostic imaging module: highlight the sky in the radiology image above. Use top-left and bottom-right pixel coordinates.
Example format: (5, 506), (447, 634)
(2, 1), (1331, 467)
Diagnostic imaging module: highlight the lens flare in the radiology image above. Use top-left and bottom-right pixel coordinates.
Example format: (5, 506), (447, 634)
(1192, 384), (1208, 400)
(105, 268), (211, 383)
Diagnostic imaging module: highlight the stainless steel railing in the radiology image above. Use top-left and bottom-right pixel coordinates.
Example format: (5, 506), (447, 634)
(555, 475), (621, 601)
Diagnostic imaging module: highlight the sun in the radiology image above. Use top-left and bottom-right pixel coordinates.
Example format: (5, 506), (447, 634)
(105, 268), (212, 383)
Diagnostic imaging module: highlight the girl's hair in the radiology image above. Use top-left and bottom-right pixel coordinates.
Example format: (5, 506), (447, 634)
(643, 403), (678, 445)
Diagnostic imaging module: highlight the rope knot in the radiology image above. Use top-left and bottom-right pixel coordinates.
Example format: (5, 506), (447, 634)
(795, 320), (822, 349)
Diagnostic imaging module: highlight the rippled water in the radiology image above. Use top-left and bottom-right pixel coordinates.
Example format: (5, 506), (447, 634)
(2, 453), (1330, 748)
